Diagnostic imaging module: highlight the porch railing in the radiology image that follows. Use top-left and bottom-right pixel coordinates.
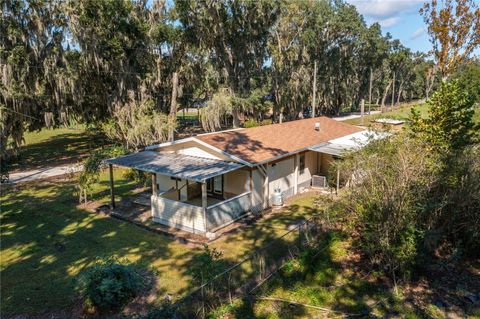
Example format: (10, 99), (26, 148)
(151, 195), (206, 233)
(206, 191), (251, 231)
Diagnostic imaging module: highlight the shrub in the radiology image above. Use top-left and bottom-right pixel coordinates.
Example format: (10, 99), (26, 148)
(333, 135), (436, 279)
(123, 168), (148, 186)
(188, 245), (225, 286)
(77, 259), (143, 313)
(244, 118), (260, 128)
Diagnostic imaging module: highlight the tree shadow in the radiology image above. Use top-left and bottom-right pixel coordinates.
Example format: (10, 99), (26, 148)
(11, 130), (109, 171)
(197, 130), (288, 164)
(0, 178), (197, 318)
(169, 197), (323, 317)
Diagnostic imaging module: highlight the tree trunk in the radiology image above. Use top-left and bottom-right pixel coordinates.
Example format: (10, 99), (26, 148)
(381, 80), (392, 113)
(396, 80), (404, 105)
(168, 72), (179, 142)
(390, 71), (395, 111)
(311, 60), (317, 118)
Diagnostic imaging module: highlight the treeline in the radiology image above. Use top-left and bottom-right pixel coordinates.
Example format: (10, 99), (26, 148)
(2, 0), (438, 152)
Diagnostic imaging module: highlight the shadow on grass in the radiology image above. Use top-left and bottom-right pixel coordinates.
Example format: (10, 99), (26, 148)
(11, 129), (110, 171)
(0, 175), (197, 317)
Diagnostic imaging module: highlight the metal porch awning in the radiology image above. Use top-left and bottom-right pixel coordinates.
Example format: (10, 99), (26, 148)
(308, 142), (355, 157)
(104, 151), (243, 182)
(309, 130), (389, 157)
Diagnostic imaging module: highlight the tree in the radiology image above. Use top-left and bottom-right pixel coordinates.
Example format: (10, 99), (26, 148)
(176, 0), (279, 126)
(102, 91), (174, 150)
(420, 0), (480, 78)
(199, 89), (233, 132)
(1, 0), (70, 155)
(451, 59), (480, 104)
(410, 80), (477, 152)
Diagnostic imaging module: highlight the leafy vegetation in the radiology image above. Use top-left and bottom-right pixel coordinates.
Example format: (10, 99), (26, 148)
(335, 81), (480, 280)
(2, 0), (454, 161)
(76, 259), (144, 313)
(78, 145), (128, 203)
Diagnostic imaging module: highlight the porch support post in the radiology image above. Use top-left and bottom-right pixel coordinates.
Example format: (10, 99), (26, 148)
(264, 164), (269, 208)
(294, 153), (299, 195)
(109, 164), (115, 209)
(151, 173), (157, 195)
(201, 181), (208, 233)
(249, 169), (254, 210)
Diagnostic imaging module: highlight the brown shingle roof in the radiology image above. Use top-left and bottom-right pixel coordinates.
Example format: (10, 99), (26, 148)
(195, 117), (364, 164)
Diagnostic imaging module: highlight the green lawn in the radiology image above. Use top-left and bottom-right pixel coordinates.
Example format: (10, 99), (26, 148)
(343, 103), (429, 126)
(177, 111), (199, 121)
(0, 171), (320, 317)
(0, 170), (196, 316)
(213, 232), (462, 319)
(10, 126), (110, 172)
(344, 103), (480, 126)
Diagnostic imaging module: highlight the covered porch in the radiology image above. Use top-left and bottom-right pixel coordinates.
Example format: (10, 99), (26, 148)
(105, 151), (254, 236)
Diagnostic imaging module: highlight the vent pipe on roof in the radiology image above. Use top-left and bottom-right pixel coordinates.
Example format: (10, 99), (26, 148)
(314, 122), (320, 131)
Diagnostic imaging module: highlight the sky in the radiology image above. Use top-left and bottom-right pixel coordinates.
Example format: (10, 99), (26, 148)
(346, 0), (431, 53)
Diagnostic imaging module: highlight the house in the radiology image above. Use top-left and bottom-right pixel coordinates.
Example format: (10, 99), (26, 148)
(105, 117), (382, 237)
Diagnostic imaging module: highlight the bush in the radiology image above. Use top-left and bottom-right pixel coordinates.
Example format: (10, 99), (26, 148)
(77, 259), (143, 313)
(123, 168), (148, 186)
(243, 118), (260, 128)
(333, 135), (436, 279)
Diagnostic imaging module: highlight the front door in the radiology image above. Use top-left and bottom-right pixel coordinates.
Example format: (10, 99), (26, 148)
(206, 175), (223, 199)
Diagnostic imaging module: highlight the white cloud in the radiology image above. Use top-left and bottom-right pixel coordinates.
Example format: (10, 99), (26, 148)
(410, 27), (426, 40)
(378, 17), (401, 28)
(347, 0), (424, 19)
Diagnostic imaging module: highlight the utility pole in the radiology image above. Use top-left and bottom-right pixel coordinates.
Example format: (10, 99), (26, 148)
(368, 68), (373, 114)
(311, 60), (317, 118)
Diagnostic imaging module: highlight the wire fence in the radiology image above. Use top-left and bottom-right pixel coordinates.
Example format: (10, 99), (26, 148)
(171, 215), (326, 318)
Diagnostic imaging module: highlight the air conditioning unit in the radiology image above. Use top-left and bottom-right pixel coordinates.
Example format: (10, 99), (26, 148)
(312, 175), (327, 188)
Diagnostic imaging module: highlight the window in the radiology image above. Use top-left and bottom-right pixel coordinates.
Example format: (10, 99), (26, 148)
(299, 154), (305, 174)
(206, 175), (224, 197)
(213, 175), (222, 193)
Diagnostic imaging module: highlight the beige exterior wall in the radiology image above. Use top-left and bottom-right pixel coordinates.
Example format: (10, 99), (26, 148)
(158, 140), (232, 161)
(267, 156), (295, 198)
(224, 169), (249, 195)
(155, 174), (188, 201)
(319, 153), (334, 176)
(252, 169), (265, 210)
(298, 151), (318, 186)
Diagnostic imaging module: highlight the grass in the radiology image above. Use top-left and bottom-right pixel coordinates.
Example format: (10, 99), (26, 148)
(212, 232), (454, 319)
(344, 102), (480, 126)
(0, 171), (195, 315)
(10, 126), (110, 172)
(177, 111), (199, 121)
(343, 103), (430, 126)
(0, 173), (320, 317)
